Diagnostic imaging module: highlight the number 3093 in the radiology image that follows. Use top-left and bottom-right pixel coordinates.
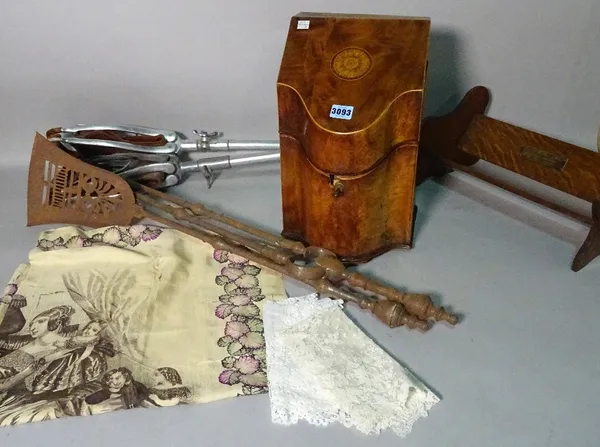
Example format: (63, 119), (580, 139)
(329, 104), (354, 120)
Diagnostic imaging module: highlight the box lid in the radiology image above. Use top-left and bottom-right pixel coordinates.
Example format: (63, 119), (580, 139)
(277, 13), (431, 135)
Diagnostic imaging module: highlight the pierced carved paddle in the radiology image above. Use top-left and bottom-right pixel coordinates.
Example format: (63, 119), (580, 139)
(27, 133), (140, 227)
(27, 133), (459, 331)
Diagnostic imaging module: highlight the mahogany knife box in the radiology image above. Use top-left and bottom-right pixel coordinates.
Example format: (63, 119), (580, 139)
(277, 12), (431, 263)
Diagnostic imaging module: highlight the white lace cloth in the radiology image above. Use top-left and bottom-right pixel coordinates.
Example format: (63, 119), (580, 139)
(263, 294), (440, 437)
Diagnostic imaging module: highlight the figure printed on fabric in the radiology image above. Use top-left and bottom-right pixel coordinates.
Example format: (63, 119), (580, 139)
(52, 319), (109, 368)
(144, 367), (192, 407)
(0, 304), (118, 425)
(80, 367), (149, 415)
(0, 271), (193, 426)
(0, 305), (86, 393)
(0, 226), (280, 429)
(0, 284), (28, 342)
(55, 319), (107, 350)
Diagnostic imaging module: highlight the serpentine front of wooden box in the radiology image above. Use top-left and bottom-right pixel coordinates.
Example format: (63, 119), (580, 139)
(277, 12), (431, 263)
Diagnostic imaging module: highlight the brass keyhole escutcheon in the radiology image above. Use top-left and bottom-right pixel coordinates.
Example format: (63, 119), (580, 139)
(329, 175), (344, 197)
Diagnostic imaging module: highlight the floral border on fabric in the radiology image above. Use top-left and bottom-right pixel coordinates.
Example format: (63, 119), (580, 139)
(36, 225), (164, 251)
(213, 250), (268, 395)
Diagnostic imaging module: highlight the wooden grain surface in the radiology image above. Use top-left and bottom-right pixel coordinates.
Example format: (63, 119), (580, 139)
(277, 13), (430, 135)
(418, 85), (600, 271)
(461, 115), (600, 204)
(280, 135), (418, 261)
(277, 13), (430, 262)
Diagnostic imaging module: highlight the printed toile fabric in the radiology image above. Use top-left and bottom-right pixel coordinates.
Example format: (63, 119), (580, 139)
(263, 295), (440, 437)
(0, 225), (287, 427)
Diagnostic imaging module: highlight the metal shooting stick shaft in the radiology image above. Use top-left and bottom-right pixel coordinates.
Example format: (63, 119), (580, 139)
(182, 130), (279, 152)
(207, 140), (280, 151)
(180, 137), (280, 152)
(179, 153), (281, 176)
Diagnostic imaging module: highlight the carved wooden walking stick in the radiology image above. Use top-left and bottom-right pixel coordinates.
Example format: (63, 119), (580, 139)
(27, 133), (459, 332)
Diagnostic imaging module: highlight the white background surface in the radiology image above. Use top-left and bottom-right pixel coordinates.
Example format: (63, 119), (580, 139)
(1, 1), (600, 445)
(1, 0), (599, 165)
(1, 165), (600, 446)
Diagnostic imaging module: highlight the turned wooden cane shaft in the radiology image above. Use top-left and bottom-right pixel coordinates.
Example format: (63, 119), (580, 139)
(138, 184), (306, 255)
(136, 193), (293, 265)
(139, 203), (428, 331)
(136, 184), (457, 325)
(312, 254), (457, 325)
